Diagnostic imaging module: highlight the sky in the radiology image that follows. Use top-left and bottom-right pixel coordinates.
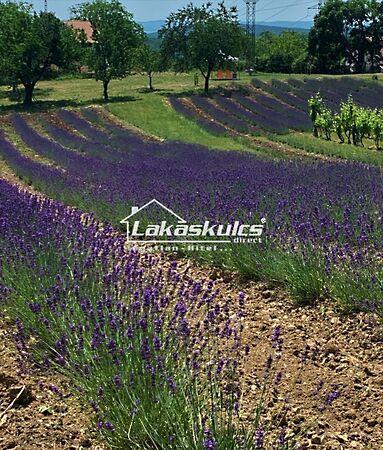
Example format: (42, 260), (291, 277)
(27, 0), (317, 24)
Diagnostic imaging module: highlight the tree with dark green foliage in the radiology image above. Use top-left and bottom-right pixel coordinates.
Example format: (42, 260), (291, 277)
(72, 0), (144, 101)
(137, 45), (162, 91)
(309, 0), (383, 74)
(0, 1), (81, 106)
(254, 31), (309, 73)
(308, 0), (347, 73)
(159, 2), (246, 94)
(368, 1), (383, 72)
(345, 0), (375, 73)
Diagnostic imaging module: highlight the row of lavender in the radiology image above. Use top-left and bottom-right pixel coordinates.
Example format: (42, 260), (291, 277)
(2, 168), (347, 448)
(170, 90), (311, 135)
(253, 77), (383, 113)
(1, 109), (382, 312)
(2, 178), (300, 448)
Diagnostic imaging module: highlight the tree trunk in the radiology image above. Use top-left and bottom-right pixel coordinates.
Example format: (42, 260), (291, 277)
(148, 73), (153, 91)
(203, 64), (214, 94)
(103, 80), (109, 101)
(23, 83), (34, 107)
(204, 72), (210, 94)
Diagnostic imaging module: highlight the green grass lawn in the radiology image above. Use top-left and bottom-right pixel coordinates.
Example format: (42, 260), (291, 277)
(270, 131), (383, 166)
(0, 71), (307, 152)
(0, 71), (254, 111)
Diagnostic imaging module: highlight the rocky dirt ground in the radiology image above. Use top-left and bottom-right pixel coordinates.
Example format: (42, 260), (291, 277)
(230, 279), (383, 449)
(0, 320), (105, 450)
(175, 257), (383, 449)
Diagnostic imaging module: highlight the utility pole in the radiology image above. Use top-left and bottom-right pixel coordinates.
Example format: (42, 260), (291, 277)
(245, 1), (257, 68)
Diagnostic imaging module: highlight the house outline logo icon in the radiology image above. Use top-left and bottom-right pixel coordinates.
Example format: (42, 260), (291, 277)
(120, 198), (186, 225)
(120, 198), (265, 245)
(121, 199), (196, 244)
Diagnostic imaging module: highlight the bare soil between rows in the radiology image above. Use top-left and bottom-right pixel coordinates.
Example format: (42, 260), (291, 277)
(0, 320), (105, 450)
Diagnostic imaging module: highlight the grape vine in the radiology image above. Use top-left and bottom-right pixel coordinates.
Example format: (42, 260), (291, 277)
(308, 94), (383, 150)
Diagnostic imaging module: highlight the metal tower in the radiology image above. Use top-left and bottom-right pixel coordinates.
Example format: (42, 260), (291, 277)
(245, 1), (257, 65)
(44, 0), (47, 13)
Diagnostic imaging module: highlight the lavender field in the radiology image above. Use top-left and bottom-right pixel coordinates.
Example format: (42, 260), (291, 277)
(170, 77), (383, 136)
(0, 108), (382, 315)
(1, 0), (383, 444)
(0, 179), (251, 448)
(0, 101), (382, 449)
(4, 174), (367, 449)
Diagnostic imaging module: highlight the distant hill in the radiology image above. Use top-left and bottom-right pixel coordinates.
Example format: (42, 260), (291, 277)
(248, 23), (311, 35)
(139, 20), (166, 34)
(139, 20), (312, 35)
(144, 21), (311, 50)
(145, 32), (161, 51)
(259, 21), (312, 30)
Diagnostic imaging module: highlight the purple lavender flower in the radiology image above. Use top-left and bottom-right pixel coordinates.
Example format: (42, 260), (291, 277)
(255, 427), (265, 448)
(274, 370), (283, 385)
(167, 377), (176, 393)
(277, 426), (286, 447)
(104, 421), (115, 431)
(326, 388), (341, 405)
(271, 326), (283, 351)
(203, 428), (217, 449)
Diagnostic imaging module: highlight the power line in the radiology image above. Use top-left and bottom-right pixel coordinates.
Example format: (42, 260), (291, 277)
(258, 0), (317, 13)
(290, 7), (316, 25)
(260, 0), (314, 22)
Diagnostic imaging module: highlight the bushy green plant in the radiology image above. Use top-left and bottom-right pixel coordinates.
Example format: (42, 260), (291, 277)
(370, 109), (383, 150)
(308, 94), (383, 150)
(315, 107), (333, 140)
(308, 93), (325, 138)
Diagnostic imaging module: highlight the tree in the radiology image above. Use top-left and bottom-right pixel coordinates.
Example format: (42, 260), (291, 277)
(159, 2), (246, 94)
(137, 45), (162, 91)
(0, 2), (26, 89)
(254, 31), (309, 73)
(71, 0), (144, 101)
(0, 1), (80, 106)
(308, 0), (383, 74)
(368, 1), (383, 72)
(308, 0), (348, 73)
(344, 0), (374, 73)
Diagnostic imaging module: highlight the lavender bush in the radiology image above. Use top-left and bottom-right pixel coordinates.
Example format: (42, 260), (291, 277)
(230, 93), (307, 132)
(169, 97), (227, 135)
(213, 94), (286, 134)
(0, 179), (314, 449)
(190, 95), (254, 134)
(251, 79), (308, 111)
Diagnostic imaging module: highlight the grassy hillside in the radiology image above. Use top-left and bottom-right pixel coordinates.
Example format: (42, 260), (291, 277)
(2, 72), (383, 164)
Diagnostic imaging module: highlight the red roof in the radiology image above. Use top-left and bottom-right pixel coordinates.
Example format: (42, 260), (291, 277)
(65, 20), (94, 43)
